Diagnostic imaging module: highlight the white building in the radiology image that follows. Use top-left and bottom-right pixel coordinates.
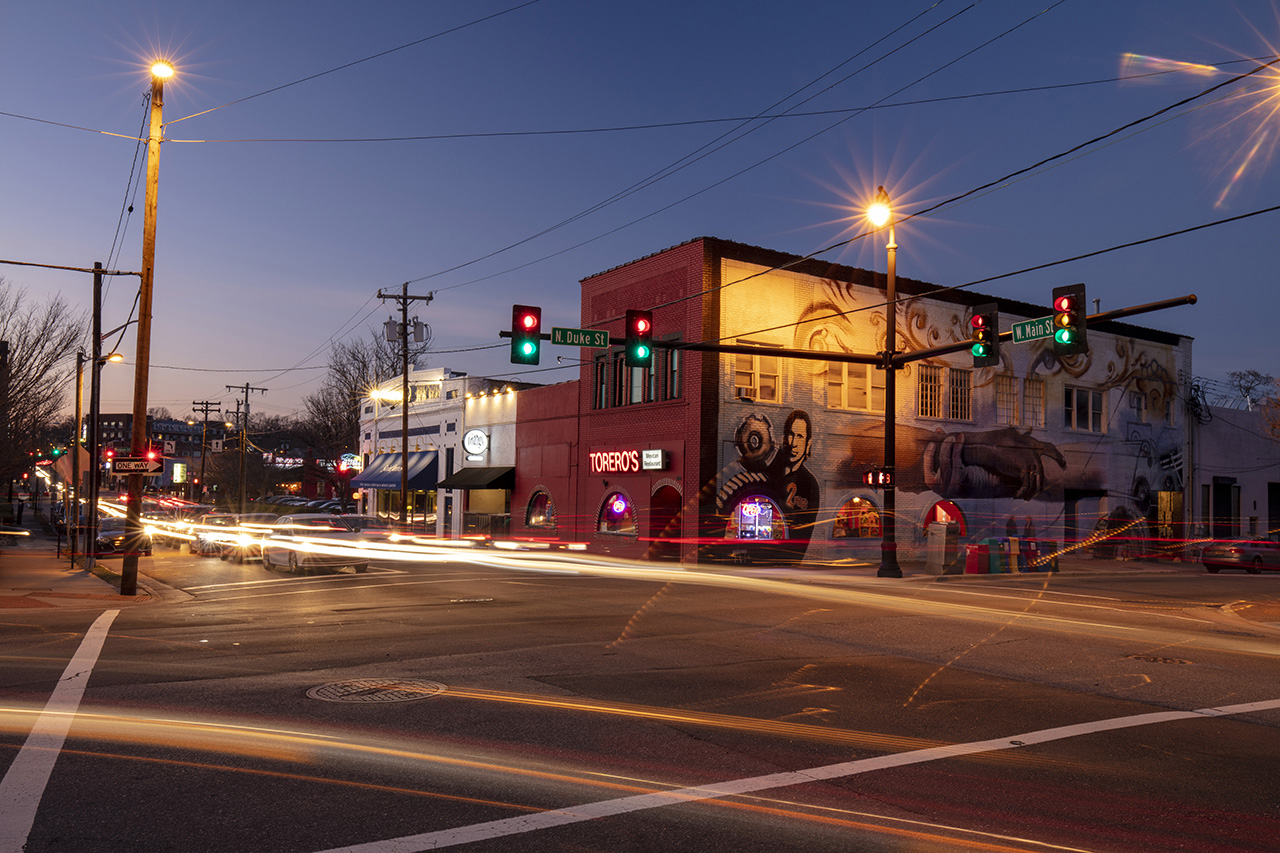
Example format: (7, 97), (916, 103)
(355, 366), (533, 538)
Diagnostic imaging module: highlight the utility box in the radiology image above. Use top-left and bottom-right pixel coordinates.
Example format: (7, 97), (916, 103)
(926, 522), (962, 574)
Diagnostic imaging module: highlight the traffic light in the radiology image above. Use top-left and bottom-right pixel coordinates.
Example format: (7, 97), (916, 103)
(624, 309), (653, 368)
(1051, 283), (1088, 357)
(510, 305), (542, 365)
(970, 303), (999, 367)
(146, 448), (160, 461)
(50, 446), (63, 458)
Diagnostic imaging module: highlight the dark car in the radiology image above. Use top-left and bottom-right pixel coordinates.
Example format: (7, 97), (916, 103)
(1202, 535), (1280, 574)
(94, 517), (153, 557)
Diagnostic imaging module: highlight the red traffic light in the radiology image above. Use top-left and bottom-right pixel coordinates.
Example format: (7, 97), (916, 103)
(510, 304), (542, 365)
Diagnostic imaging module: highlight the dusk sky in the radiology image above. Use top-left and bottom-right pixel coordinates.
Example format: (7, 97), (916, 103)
(3, 1), (1278, 421)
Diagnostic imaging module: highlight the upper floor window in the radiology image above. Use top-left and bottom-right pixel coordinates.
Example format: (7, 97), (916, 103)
(918, 365), (943, 419)
(918, 364), (972, 420)
(734, 345), (779, 402)
(827, 363), (885, 412)
(948, 369), (972, 421)
(1023, 378), (1046, 428)
(592, 339), (683, 410)
(1065, 386), (1104, 432)
(995, 375), (1018, 425)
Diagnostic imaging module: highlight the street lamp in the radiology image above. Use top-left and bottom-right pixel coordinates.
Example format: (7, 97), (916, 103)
(868, 186), (902, 578)
(122, 59), (173, 596)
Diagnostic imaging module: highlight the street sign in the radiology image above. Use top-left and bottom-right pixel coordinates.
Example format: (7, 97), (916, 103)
(551, 327), (610, 348)
(1011, 315), (1055, 343)
(112, 456), (163, 475)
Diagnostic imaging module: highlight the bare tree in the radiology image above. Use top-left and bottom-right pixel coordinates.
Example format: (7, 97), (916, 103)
(148, 406), (174, 420)
(1227, 369), (1275, 407)
(0, 276), (85, 484)
(296, 332), (408, 462)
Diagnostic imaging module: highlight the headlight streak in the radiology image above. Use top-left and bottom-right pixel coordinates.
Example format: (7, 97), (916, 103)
(172, 531), (1280, 658)
(0, 742), (1087, 853)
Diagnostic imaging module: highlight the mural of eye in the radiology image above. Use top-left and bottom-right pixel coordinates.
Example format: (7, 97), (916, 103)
(735, 414), (774, 472)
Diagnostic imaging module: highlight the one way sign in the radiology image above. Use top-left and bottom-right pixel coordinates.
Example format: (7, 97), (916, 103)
(111, 456), (163, 475)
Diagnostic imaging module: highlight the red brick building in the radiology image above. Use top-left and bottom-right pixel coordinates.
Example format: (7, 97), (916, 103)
(513, 237), (1191, 566)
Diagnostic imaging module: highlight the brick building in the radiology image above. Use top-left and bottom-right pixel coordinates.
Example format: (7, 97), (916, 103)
(513, 237), (1193, 566)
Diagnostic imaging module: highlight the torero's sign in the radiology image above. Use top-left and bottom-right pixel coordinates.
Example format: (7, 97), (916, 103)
(589, 449), (667, 474)
(590, 450), (640, 474)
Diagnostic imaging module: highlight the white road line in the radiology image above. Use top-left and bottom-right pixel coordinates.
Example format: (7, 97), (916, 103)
(0, 609), (119, 853)
(313, 697), (1280, 853)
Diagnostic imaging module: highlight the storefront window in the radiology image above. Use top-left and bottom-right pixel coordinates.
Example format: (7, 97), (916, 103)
(833, 498), (881, 539)
(727, 496), (786, 540)
(526, 490), (557, 529)
(598, 492), (637, 536)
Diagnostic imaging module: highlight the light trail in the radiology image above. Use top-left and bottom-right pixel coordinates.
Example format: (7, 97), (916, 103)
(312, 698), (1280, 852)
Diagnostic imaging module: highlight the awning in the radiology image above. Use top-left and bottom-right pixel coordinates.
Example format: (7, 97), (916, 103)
(351, 451), (439, 490)
(436, 466), (515, 490)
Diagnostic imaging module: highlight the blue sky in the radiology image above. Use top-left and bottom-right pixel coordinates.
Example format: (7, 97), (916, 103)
(3, 0), (1278, 420)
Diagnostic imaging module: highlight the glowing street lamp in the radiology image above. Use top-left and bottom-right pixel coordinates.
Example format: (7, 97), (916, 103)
(867, 186), (902, 578)
(122, 59), (174, 596)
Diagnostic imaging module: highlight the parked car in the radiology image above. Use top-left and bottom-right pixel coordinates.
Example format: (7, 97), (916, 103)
(261, 515), (369, 574)
(94, 517), (153, 557)
(192, 513), (241, 557)
(220, 513), (280, 563)
(1202, 535), (1280, 574)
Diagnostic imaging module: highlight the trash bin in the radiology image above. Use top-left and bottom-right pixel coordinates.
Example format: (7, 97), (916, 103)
(984, 537), (1010, 573)
(965, 542), (990, 574)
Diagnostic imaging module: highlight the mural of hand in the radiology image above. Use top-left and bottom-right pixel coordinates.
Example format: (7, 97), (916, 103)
(950, 428), (1067, 500)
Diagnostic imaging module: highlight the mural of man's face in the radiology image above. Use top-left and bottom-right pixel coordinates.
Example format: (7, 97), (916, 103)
(784, 418), (810, 466)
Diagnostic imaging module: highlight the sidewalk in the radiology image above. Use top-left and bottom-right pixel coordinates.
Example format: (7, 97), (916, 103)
(0, 512), (152, 609)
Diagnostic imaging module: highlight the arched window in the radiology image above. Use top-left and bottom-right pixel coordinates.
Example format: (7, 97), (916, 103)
(727, 495), (786, 540)
(526, 490), (557, 529)
(832, 497), (881, 539)
(598, 492), (637, 536)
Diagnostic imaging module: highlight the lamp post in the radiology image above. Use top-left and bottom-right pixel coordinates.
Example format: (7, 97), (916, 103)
(122, 60), (174, 596)
(867, 186), (902, 578)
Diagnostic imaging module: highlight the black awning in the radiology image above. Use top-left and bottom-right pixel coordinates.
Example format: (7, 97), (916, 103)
(350, 451), (439, 490)
(436, 466), (515, 490)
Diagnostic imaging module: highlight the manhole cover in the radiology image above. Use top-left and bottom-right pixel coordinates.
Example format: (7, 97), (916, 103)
(307, 678), (447, 703)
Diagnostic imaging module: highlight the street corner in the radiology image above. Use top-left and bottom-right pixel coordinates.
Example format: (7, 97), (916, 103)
(1225, 601), (1280, 630)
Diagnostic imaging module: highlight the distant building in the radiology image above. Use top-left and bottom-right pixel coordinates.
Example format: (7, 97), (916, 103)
(355, 367), (538, 537)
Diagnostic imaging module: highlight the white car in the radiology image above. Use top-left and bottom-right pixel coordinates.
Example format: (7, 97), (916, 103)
(261, 516), (369, 574)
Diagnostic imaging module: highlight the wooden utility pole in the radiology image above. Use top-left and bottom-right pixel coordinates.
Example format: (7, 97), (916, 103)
(376, 283), (432, 525)
(227, 384), (266, 514)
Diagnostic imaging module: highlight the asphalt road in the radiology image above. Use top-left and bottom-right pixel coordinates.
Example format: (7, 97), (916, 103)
(2, 547), (1278, 852)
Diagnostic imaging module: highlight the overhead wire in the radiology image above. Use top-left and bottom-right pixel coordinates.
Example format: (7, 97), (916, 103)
(428, 0), (1070, 295)
(163, 0), (545, 128)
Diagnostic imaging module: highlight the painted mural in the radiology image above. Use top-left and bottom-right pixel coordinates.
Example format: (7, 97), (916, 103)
(714, 259), (1189, 565)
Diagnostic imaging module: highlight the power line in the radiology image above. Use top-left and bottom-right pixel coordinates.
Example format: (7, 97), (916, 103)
(164, 0), (545, 128)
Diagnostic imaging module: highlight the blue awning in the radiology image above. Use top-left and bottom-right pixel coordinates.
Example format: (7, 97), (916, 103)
(351, 451), (439, 490)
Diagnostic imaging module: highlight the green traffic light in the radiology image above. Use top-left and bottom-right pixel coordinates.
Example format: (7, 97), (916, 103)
(635, 345), (649, 360)
(971, 343), (988, 357)
(521, 341), (537, 356)
(1055, 329), (1074, 345)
